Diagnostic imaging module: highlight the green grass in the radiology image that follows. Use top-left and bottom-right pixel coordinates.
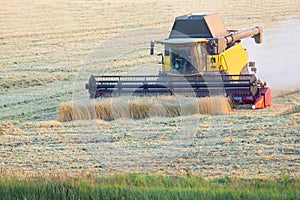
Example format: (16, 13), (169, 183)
(0, 174), (299, 200)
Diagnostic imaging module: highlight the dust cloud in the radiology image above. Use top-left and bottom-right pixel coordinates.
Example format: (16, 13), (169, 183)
(243, 17), (300, 90)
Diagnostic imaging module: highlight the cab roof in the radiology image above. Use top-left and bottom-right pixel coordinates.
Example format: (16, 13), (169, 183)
(169, 12), (228, 39)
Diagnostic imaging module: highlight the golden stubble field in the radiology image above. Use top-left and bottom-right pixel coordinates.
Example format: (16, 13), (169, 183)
(0, 0), (299, 179)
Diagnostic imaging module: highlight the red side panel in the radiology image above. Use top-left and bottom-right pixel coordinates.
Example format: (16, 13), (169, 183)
(253, 87), (271, 109)
(253, 96), (265, 109)
(264, 87), (272, 107)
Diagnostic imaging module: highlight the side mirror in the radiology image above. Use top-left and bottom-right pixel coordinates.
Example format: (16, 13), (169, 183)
(150, 41), (154, 55)
(157, 53), (164, 64)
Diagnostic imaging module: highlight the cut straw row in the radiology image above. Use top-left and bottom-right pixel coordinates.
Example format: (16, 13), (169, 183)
(58, 96), (231, 121)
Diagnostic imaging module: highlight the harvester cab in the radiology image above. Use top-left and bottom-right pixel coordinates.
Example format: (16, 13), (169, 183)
(86, 13), (271, 109)
(151, 13), (262, 76)
(151, 39), (207, 75)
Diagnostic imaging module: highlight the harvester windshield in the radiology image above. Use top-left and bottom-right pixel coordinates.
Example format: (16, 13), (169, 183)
(169, 43), (205, 74)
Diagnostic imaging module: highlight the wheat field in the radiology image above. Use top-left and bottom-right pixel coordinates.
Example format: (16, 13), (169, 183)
(0, 0), (299, 179)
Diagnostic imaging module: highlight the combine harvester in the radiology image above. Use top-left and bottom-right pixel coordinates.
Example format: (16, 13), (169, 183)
(86, 13), (271, 109)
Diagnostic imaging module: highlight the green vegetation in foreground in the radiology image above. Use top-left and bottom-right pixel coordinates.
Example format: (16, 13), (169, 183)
(0, 174), (299, 200)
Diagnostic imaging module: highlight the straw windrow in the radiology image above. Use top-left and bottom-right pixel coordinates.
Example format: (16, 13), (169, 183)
(57, 96), (232, 122)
